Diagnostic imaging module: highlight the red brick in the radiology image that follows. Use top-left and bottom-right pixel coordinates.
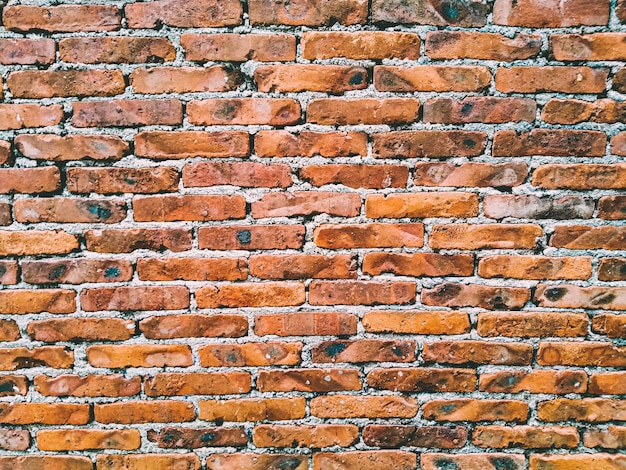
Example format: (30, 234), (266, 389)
(423, 340), (533, 365)
(422, 454), (525, 470)
(302, 31), (419, 60)
(0, 38), (55, 65)
(0, 429), (30, 450)
(138, 257), (246, 281)
(375, 65), (491, 92)
(207, 454), (307, 470)
(589, 372), (626, 394)
(478, 311), (588, 337)
(363, 252), (473, 277)
(81, 286), (190, 311)
(0, 403), (88, 424)
(144, 372), (251, 396)
(530, 454), (626, 470)
(374, 130), (486, 158)
(414, 162), (527, 188)
(253, 424), (358, 447)
(309, 280), (416, 306)
(28, 318), (134, 343)
(254, 312), (357, 337)
(612, 132), (626, 156)
(182, 33), (296, 62)
(0, 289), (75, 314)
(257, 369), (361, 392)
(313, 452), (416, 470)
(307, 98), (420, 125)
(250, 254), (356, 279)
(252, 191), (360, 218)
(188, 98), (300, 126)
(532, 163), (626, 190)
(480, 370), (587, 394)
(550, 225), (626, 250)
(592, 313), (626, 338)
(0, 167), (60, 194)
(542, 98), (626, 124)
(34, 374), (141, 397)
(422, 283), (531, 310)
(148, 427), (248, 448)
(496, 66), (607, 93)
(537, 341), (626, 367)
(68, 167), (178, 194)
(199, 397), (305, 422)
(60, 37), (174, 64)
(312, 339), (415, 363)
(422, 399), (528, 422)
(493, 0), (609, 26)
(16, 135), (129, 162)
(300, 164), (408, 190)
(125, 0), (242, 28)
(140, 314), (247, 339)
(478, 255), (592, 280)
(72, 99), (182, 127)
(473, 426), (579, 449)
(95, 401), (195, 424)
(429, 224), (543, 249)
(426, 31), (541, 60)
(255, 131), (367, 158)
(197, 282), (305, 308)
(0, 141), (9, 165)
(311, 395), (418, 418)
(87, 344), (192, 368)
(183, 162), (291, 188)
(135, 131), (249, 159)
(598, 258), (626, 281)
(37, 429), (140, 451)
(0, 104), (63, 130)
(199, 342), (301, 367)
(362, 425), (468, 449)
(14, 197), (126, 224)
(255, 65), (367, 94)
(538, 399), (626, 423)
(249, 0), (367, 26)
(362, 310), (470, 335)
(314, 223), (424, 248)
(85, 228), (192, 253)
(8, 70), (125, 98)
(133, 195), (245, 222)
(484, 195), (594, 219)
(535, 285), (626, 311)
(366, 193), (478, 218)
(424, 97), (535, 123)
(368, 368), (476, 392)
(2, 5), (120, 32)
(130, 66), (242, 94)
(199, 225), (305, 250)
(0, 261), (18, 285)
(598, 196), (626, 220)
(493, 129), (606, 157)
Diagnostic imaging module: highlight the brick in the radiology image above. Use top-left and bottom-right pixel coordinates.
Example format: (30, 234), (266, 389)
(363, 310), (470, 335)
(429, 224), (543, 249)
(34, 374), (140, 397)
(530, 454), (626, 470)
(68, 167), (178, 194)
(85, 228), (192, 253)
(496, 66), (607, 93)
(257, 369), (361, 392)
(584, 427), (626, 449)
(302, 31), (420, 60)
(37, 429), (140, 451)
(133, 195), (246, 222)
(199, 398), (305, 422)
(372, 0), (489, 26)
(197, 282), (305, 308)
(0, 141), (10, 165)
(366, 193), (478, 218)
(614, 68), (626, 93)
(82, 286), (189, 312)
(249, 0), (367, 26)
(478, 255), (592, 280)
(140, 314), (247, 339)
(473, 426), (579, 449)
(535, 285), (626, 311)
(14, 197), (126, 224)
(375, 66), (490, 92)
(16, 135), (128, 162)
(0, 403), (88, 424)
(182, 33), (296, 62)
(0, 231), (78, 256)
(0, 457), (91, 470)
(538, 399), (626, 422)
(252, 191), (360, 218)
(183, 162), (291, 189)
(613, 132), (626, 156)
(493, 0), (609, 26)
(28, 318), (135, 343)
(8, 70), (125, 98)
(423, 284), (531, 309)
(589, 372), (626, 394)
(425, 31), (541, 60)
(599, 258), (626, 281)
(0, 104), (63, 130)
(478, 311), (588, 337)
(620, 0), (626, 22)
(0, 429), (30, 450)
(0, 38), (55, 65)
(550, 225), (626, 250)
(125, 0), (242, 28)
(207, 454), (307, 470)
(0, 289), (75, 314)
(97, 454), (201, 470)
(0, 205), (11, 227)
(423, 340), (533, 365)
(255, 131), (367, 158)
(188, 98), (300, 126)
(0, 167), (60, 194)
(422, 454), (525, 470)
(254, 312), (357, 337)
(423, 399), (528, 422)
(593, 314), (626, 338)
(95, 401), (195, 424)
(250, 254), (356, 279)
(130, 66), (241, 93)
(135, 131), (249, 159)
(144, 372), (251, 396)
(300, 164), (409, 190)
(542, 98), (626, 124)
(484, 195), (594, 220)
(311, 395), (418, 418)
(0, 320), (19, 342)
(362, 425), (468, 449)
(312, 339), (415, 363)
(307, 98), (420, 125)
(148, 427), (248, 448)
(493, 129), (606, 157)
(480, 370), (587, 394)
(363, 253), (473, 277)
(2, 5), (120, 32)
(138, 257), (246, 281)
(0, 261), (18, 285)
(537, 341), (626, 367)
(599, 196), (626, 220)
(374, 131), (486, 158)
(314, 223), (424, 249)
(199, 342), (302, 367)
(424, 97), (536, 123)
(309, 280), (416, 306)
(199, 225), (305, 250)
(254, 424), (358, 448)
(532, 163), (626, 190)
(87, 344), (192, 368)
(368, 368), (476, 392)
(313, 452), (416, 470)
(61, 37), (174, 64)
(73, 99), (182, 127)
(255, 65), (367, 93)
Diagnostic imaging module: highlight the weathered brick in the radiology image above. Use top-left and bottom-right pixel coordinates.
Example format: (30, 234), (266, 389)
(538, 398), (626, 422)
(424, 340), (533, 365)
(199, 342), (301, 367)
(125, 0), (242, 28)
(34, 374), (141, 397)
(0, 429), (30, 450)
(589, 372), (626, 394)
(0, 456), (92, 470)
(537, 341), (626, 367)
(199, 398), (305, 422)
(311, 395), (418, 418)
(130, 66), (242, 93)
(313, 452), (416, 470)
(255, 312), (357, 337)
(2, 5), (121, 32)
(196, 282), (305, 308)
(28, 318), (135, 342)
(307, 98), (420, 125)
(493, 0), (609, 26)
(0, 402), (88, 424)
(532, 163), (626, 189)
(138, 257), (246, 282)
(374, 131), (486, 158)
(363, 253), (474, 277)
(0, 141), (10, 165)
(68, 167), (178, 194)
(480, 370), (587, 394)
(8, 70), (125, 98)
(188, 98), (300, 126)
(85, 228), (192, 253)
(0, 38), (55, 65)
(37, 429), (140, 451)
(199, 225), (305, 250)
(300, 164), (409, 189)
(140, 314), (247, 339)
(145, 372), (251, 396)
(535, 285), (626, 311)
(254, 424), (358, 448)
(424, 97), (535, 123)
(584, 427), (626, 449)
(372, 0), (489, 26)
(309, 280), (416, 306)
(135, 131), (249, 159)
(478, 255), (592, 280)
(314, 223), (424, 249)
(598, 258), (626, 281)
(81, 286), (190, 311)
(473, 426), (579, 449)
(368, 368), (476, 392)
(0, 289), (75, 314)
(312, 339), (415, 363)
(430, 224), (542, 250)
(0, 167), (60, 194)
(362, 425), (468, 449)
(478, 311), (587, 337)
(60, 37), (175, 63)
(96, 454), (200, 470)
(16, 135), (129, 162)
(0, 231), (78, 256)
(252, 192), (360, 218)
(207, 454), (307, 470)
(542, 98), (626, 124)
(496, 66), (607, 93)
(302, 31), (420, 60)
(362, 310), (470, 335)
(423, 399), (528, 422)
(375, 66), (490, 92)
(550, 225), (626, 250)
(87, 344), (192, 368)
(366, 193), (479, 218)
(72, 99), (182, 127)
(612, 132), (626, 156)
(425, 31), (541, 60)
(530, 454), (626, 470)
(0, 320), (19, 342)
(148, 427), (248, 448)
(593, 314), (626, 339)
(182, 33), (295, 62)
(0, 204), (11, 227)
(14, 197), (126, 224)
(250, 254), (355, 280)
(183, 162), (291, 188)
(484, 195), (594, 219)
(422, 283), (531, 310)
(0, 261), (18, 285)
(422, 454), (525, 470)
(95, 401), (195, 424)
(249, 0), (367, 26)
(598, 196), (626, 220)
(255, 131), (367, 158)
(494, 129), (606, 157)
(257, 369), (361, 392)
(255, 65), (367, 93)
(0, 104), (63, 130)
(133, 195), (246, 222)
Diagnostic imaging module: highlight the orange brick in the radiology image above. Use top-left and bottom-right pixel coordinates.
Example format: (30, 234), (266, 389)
(311, 395), (418, 418)
(182, 33), (295, 62)
(199, 398), (305, 422)
(314, 452), (416, 470)
(423, 399), (528, 422)
(362, 310), (470, 335)
(422, 283), (531, 309)
(197, 282), (305, 308)
(253, 424), (358, 448)
(426, 31), (541, 60)
(95, 400), (195, 424)
(302, 31), (419, 60)
(3, 5), (120, 32)
(34, 374), (141, 397)
(496, 66), (607, 93)
(249, 0), (367, 26)
(130, 66), (241, 94)
(199, 342), (301, 367)
(144, 372), (251, 396)
(60, 37), (175, 63)
(125, 0), (242, 28)
(8, 70), (125, 98)
(375, 66), (491, 92)
(87, 344), (192, 368)
(37, 429), (140, 451)
(366, 193), (479, 218)
(16, 135), (129, 162)
(255, 65), (367, 93)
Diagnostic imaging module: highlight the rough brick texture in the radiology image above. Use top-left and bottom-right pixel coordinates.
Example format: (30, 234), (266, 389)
(0, 0), (623, 466)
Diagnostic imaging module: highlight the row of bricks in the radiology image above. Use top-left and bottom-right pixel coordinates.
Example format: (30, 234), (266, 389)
(4, 32), (626, 65)
(0, 0), (623, 30)
(1, 65), (625, 98)
(2, 452), (626, 470)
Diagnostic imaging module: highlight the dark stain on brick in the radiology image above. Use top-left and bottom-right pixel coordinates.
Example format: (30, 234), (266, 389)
(544, 287), (567, 302)
(325, 342), (348, 357)
(236, 230), (252, 245)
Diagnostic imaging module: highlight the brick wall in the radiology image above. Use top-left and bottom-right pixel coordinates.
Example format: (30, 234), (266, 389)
(0, 0), (625, 468)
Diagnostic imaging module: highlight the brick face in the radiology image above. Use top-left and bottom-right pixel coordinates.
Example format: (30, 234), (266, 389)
(0, 0), (621, 463)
